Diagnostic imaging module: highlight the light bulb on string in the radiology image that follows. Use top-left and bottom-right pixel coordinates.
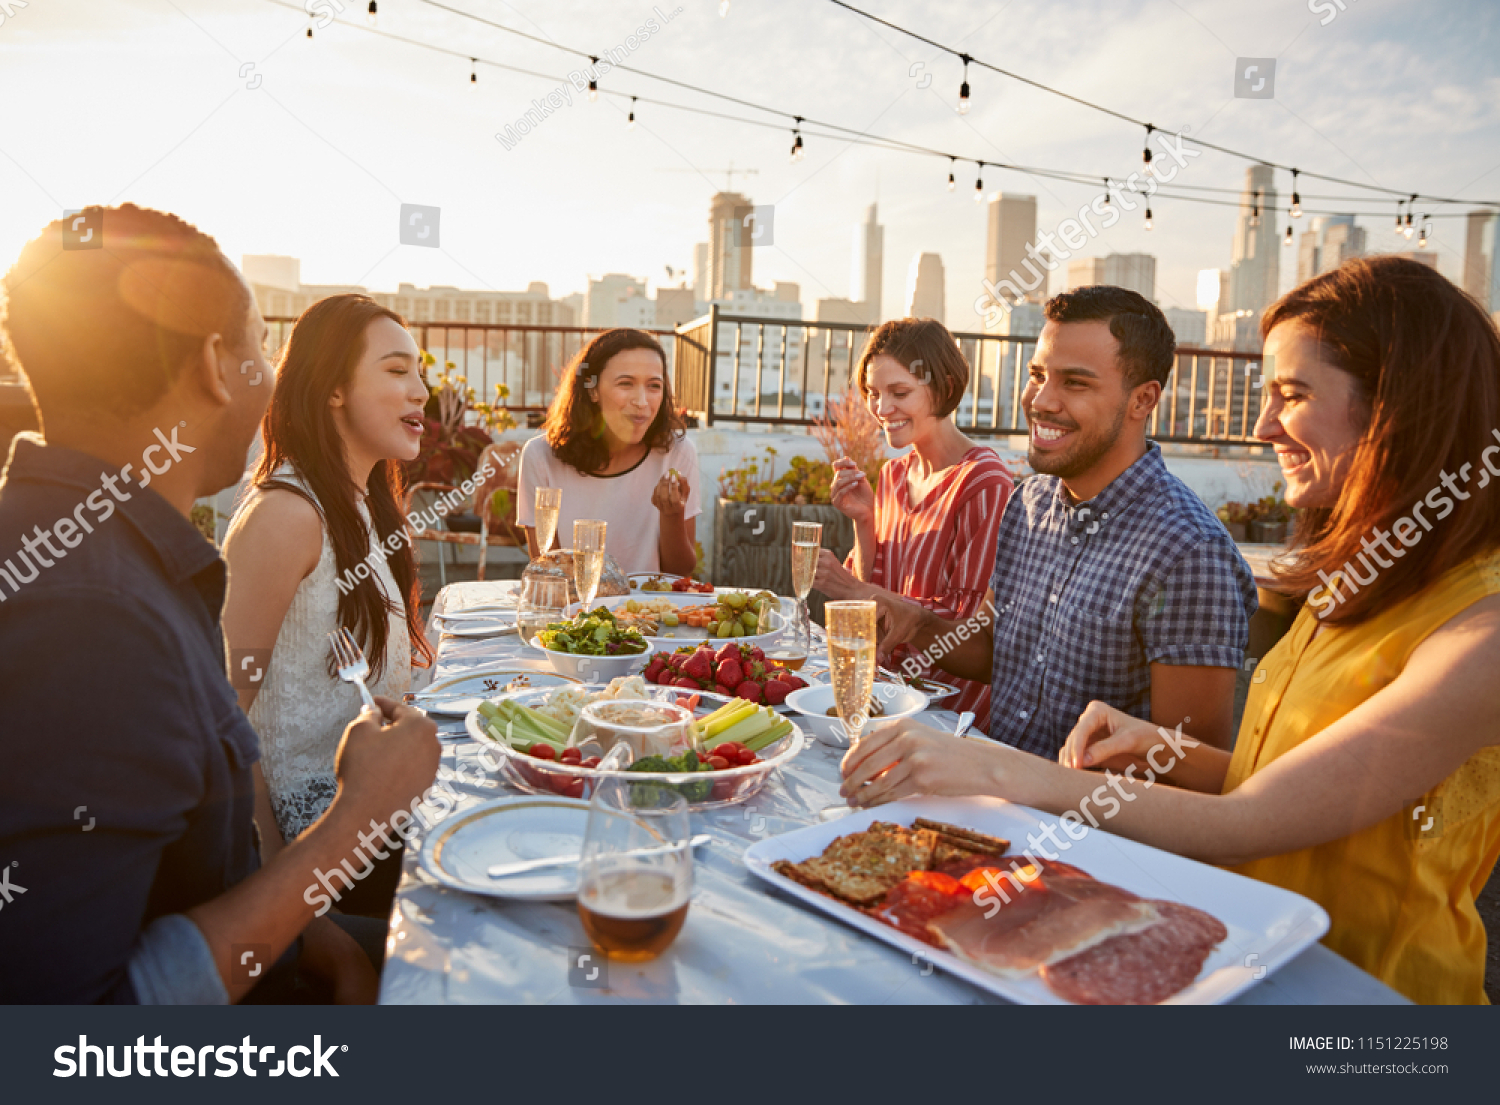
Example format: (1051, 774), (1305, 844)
(790, 117), (804, 162)
(1144, 207), (1153, 231)
(628, 97), (636, 129)
(1143, 124), (1154, 176)
(974, 164), (985, 204)
(947, 157), (955, 192)
(958, 55), (971, 115)
(1418, 218), (1429, 249)
(1290, 169), (1301, 218)
(367, 1), (377, 27)
(1248, 190), (1261, 228)
(1395, 200), (1405, 232)
(306, 24), (313, 38)
(470, 59), (477, 86)
(720, 0), (730, 16)
(1284, 226), (1294, 246)
(1102, 178), (1111, 208)
(1403, 194), (1417, 239)
(588, 57), (598, 102)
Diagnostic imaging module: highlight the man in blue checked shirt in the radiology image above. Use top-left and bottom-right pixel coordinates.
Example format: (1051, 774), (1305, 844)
(875, 286), (1257, 760)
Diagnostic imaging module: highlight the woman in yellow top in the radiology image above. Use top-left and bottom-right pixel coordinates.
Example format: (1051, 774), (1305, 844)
(846, 256), (1500, 1004)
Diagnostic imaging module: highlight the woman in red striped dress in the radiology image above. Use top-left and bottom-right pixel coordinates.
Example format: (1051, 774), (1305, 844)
(814, 318), (1013, 731)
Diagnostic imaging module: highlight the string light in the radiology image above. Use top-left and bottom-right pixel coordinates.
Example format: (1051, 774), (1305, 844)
(367, 1), (377, 27)
(588, 57), (598, 102)
(1403, 193), (1417, 239)
(1102, 177), (1111, 208)
(1290, 168), (1301, 218)
(957, 54), (971, 115)
(1143, 124), (1154, 176)
(1247, 189), (1261, 228)
(306, 23), (313, 38)
(1144, 206), (1153, 230)
(947, 157), (955, 191)
(1284, 225), (1294, 246)
(974, 163), (985, 203)
(470, 58), (477, 85)
(790, 116), (804, 162)
(1395, 200), (1405, 232)
(628, 96), (636, 129)
(1417, 217), (1429, 248)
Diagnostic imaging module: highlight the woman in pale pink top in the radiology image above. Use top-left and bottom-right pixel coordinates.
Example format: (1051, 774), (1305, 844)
(517, 329), (701, 574)
(815, 318), (1013, 730)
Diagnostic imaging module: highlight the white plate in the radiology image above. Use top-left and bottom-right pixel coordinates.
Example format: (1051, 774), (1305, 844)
(419, 795), (628, 900)
(436, 612), (520, 638)
(411, 668), (580, 717)
(744, 796), (1330, 1005)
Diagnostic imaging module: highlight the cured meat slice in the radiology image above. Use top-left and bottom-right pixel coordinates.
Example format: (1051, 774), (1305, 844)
(1040, 901), (1228, 1005)
(928, 870), (1162, 975)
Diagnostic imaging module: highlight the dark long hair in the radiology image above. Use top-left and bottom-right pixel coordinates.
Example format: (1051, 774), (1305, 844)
(252, 294), (434, 677)
(1264, 256), (1500, 624)
(543, 328), (685, 474)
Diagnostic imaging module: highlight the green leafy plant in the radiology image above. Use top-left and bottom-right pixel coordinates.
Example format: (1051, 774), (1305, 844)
(406, 352), (517, 486)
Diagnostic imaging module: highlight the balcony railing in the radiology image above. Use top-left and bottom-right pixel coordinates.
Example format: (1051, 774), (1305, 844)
(672, 307), (1269, 447)
(264, 319), (677, 417)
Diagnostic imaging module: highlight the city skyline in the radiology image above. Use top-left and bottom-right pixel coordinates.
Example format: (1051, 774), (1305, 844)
(3, 1), (1496, 330)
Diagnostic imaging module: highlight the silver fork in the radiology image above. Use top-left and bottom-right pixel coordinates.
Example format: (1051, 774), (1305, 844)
(328, 627), (378, 711)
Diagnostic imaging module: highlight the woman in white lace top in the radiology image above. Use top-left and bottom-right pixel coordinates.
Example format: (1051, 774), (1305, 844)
(222, 294), (435, 917)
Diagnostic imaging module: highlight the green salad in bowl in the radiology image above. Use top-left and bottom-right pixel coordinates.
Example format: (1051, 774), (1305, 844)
(537, 608), (650, 657)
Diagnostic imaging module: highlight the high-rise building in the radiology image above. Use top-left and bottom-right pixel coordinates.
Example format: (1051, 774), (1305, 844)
(655, 287), (698, 329)
(1297, 215), (1368, 283)
(852, 203), (885, 323)
(1227, 165), (1280, 315)
(585, 274), (648, 328)
(1463, 210), (1498, 313)
(906, 253), (945, 322)
(1067, 253), (1156, 300)
(692, 242), (710, 303)
(707, 192), (753, 300)
(1162, 307), (1208, 346)
(983, 194), (1042, 312)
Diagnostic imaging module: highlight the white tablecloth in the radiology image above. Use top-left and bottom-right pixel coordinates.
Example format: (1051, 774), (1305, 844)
(379, 581), (1407, 1005)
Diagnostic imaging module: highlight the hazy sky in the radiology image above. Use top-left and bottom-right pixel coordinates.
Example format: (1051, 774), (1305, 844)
(2, 0), (1497, 326)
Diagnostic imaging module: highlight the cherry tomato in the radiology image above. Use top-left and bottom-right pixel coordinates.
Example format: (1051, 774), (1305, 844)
(715, 741), (749, 762)
(530, 743), (557, 760)
(581, 756), (602, 768)
(560, 778), (587, 799)
(558, 747), (583, 764)
(706, 755), (730, 771)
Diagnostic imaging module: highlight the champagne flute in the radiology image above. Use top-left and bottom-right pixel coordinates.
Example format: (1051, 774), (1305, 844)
(573, 519), (607, 613)
(820, 599), (878, 821)
(533, 487), (562, 556)
(790, 521), (822, 657)
(577, 779), (693, 962)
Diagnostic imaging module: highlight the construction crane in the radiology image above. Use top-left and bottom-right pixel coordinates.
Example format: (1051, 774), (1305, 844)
(655, 161), (759, 193)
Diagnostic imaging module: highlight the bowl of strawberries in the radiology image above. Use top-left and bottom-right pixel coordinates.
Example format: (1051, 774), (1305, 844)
(640, 640), (811, 707)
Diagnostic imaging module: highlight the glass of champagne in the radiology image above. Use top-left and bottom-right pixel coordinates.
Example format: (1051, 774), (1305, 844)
(533, 487), (562, 557)
(573, 519), (607, 613)
(820, 599), (878, 820)
(517, 576), (569, 646)
(790, 521), (822, 658)
(577, 778), (693, 962)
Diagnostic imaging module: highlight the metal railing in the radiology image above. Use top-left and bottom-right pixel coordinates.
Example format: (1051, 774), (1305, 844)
(264, 319), (677, 416)
(673, 307), (1269, 447)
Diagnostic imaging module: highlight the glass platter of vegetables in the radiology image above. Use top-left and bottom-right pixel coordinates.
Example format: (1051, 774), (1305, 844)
(467, 683), (805, 809)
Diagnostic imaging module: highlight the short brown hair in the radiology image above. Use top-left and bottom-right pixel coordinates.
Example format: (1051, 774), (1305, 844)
(543, 328), (685, 475)
(855, 317), (969, 418)
(1, 204), (251, 418)
(1044, 286), (1176, 390)
(1262, 256), (1500, 625)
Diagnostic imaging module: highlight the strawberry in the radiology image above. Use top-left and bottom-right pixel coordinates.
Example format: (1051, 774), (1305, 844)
(675, 677), (700, 690)
(749, 646), (766, 662)
(762, 678), (791, 705)
(714, 641), (741, 667)
(715, 681), (737, 697)
(734, 680), (764, 703)
(681, 651), (713, 682)
(715, 658), (744, 688)
(783, 674), (807, 690)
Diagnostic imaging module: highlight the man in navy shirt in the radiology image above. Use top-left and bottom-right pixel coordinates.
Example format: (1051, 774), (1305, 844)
(0, 205), (438, 1003)
(866, 286), (1256, 765)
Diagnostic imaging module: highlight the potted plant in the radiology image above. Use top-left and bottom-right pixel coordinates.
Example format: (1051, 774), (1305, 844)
(1216, 500), (1251, 542)
(1249, 482), (1291, 544)
(714, 390), (887, 614)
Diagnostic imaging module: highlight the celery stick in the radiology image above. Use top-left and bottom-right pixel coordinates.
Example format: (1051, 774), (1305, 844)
(515, 703), (570, 741)
(704, 700), (756, 739)
(705, 708), (776, 749)
(743, 719), (792, 752)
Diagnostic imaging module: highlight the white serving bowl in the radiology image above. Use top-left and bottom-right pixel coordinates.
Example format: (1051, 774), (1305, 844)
(528, 637), (650, 684)
(783, 682), (929, 748)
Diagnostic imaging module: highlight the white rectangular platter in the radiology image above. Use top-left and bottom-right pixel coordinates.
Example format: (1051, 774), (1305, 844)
(743, 795), (1330, 1005)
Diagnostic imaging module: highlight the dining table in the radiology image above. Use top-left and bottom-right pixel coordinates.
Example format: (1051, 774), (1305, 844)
(377, 579), (1408, 1006)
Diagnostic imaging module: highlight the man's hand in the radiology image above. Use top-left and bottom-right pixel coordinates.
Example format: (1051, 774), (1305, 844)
(813, 548), (867, 600)
(873, 592), (928, 653)
(829, 457), (875, 525)
(838, 718), (1015, 807)
(332, 696), (439, 828)
(299, 915), (378, 1005)
(651, 468), (688, 518)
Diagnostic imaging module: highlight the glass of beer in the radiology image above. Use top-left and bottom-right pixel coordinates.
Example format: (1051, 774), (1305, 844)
(533, 487), (562, 556)
(789, 521), (822, 657)
(573, 519), (607, 611)
(577, 779), (693, 962)
(820, 599), (878, 820)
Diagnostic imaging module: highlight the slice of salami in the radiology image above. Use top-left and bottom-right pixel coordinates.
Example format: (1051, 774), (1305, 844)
(1040, 901), (1228, 1005)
